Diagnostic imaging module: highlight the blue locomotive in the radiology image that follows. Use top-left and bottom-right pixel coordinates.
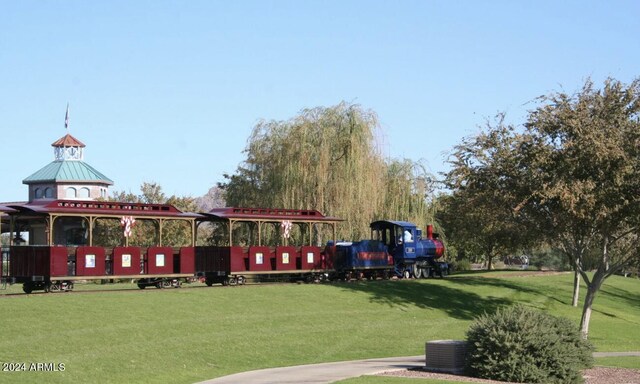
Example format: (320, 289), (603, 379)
(325, 220), (447, 280)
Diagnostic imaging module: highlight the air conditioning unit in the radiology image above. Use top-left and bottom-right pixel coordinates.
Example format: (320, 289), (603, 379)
(425, 340), (467, 374)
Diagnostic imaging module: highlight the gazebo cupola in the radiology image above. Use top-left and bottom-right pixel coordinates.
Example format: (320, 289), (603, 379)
(23, 133), (113, 202)
(53, 133), (85, 161)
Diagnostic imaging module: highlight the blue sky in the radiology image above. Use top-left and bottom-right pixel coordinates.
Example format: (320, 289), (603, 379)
(2, 0), (639, 202)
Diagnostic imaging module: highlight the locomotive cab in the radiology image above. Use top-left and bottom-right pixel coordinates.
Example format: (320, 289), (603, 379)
(370, 220), (419, 256)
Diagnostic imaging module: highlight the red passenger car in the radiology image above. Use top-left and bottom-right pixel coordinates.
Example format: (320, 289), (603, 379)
(1, 200), (204, 292)
(197, 207), (341, 285)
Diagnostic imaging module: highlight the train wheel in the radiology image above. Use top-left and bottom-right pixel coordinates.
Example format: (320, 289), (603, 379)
(228, 277), (237, 286)
(403, 270), (410, 279)
(137, 283), (146, 289)
(238, 276), (246, 285)
(412, 264), (422, 279)
(22, 283), (33, 294)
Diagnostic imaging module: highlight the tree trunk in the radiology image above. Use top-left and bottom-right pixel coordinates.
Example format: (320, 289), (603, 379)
(572, 270), (580, 307)
(579, 272), (607, 340)
(579, 265), (607, 338)
(580, 235), (616, 339)
(579, 285), (595, 339)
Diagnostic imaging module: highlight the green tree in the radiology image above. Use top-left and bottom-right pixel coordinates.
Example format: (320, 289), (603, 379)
(110, 182), (167, 204)
(444, 78), (640, 338)
(519, 78), (640, 337)
(106, 182), (199, 247)
(441, 117), (533, 270)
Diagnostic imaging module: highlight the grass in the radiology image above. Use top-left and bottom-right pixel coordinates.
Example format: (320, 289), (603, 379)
(595, 356), (640, 369)
(0, 271), (638, 384)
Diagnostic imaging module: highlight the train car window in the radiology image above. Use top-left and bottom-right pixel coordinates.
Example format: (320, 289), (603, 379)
(122, 254), (132, 267)
(85, 254), (96, 268)
(395, 227), (404, 244)
(384, 228), (392, 246)
(156, 254), (165, 267)
(307, 252), (314, 263)
(256, 252), (264, 264)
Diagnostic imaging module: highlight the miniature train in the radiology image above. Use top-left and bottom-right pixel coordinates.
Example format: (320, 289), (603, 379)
(0, 200), (447, 293)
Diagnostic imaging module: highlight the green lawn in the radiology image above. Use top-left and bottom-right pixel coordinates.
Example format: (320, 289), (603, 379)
(594, 356), (640, 369)
(0, 272), (638, 384)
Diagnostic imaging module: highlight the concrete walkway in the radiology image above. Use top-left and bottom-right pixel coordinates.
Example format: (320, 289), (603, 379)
(195, 352), (640, 384)
(195, 355), (425, 384)
(593, 352), (640, 357)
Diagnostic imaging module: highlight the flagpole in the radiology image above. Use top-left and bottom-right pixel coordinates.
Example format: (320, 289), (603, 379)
(64, 103), (70, 132)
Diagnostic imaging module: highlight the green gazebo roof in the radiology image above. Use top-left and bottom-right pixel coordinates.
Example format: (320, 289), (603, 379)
(23, 160), (113, 185)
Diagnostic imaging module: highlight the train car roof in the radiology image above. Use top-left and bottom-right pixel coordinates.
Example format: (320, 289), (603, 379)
(0, 204), (18, 213)
(2, 199), (203, 219)
(201, 207), (342, 223)
(370, 220), (417, 229)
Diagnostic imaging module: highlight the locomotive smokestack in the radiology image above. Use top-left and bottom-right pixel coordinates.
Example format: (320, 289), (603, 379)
(427, 225), (433, 240)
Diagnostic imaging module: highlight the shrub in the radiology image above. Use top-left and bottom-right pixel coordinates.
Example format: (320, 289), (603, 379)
(465, 305), (594, 384)
(530, 248), (570, 271)
(449, 259), (471, 273)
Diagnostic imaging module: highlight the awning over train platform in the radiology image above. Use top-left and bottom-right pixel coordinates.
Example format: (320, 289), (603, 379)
(203, 207), (342, 223)
(199, 207), (342, 247)
(0, 199), (203, 247)
(0, 204), (18, 213)
(2, 199), (202, 219)
(1, 201), (343, 248)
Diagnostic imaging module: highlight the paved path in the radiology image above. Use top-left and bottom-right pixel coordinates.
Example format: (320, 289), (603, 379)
(593, 352), (640, 357)
(195, 355), (425, 384)
(195, 352), (640, 384)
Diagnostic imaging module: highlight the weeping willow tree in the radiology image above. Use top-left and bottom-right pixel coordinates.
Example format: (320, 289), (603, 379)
(221, 102), (438, 240)
(380, 159), (439, 231)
